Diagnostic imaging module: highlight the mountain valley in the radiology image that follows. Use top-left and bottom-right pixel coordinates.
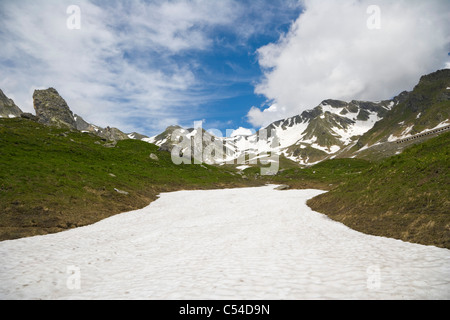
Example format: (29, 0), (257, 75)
(0, 69), (449, 248)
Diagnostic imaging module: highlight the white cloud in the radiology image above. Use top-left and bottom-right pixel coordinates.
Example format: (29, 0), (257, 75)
(247, 104), (289, 128)
(0, 0), (307, 135)
(0, 0), (247, 135)
(230, 127), (255, 137)
(250, 0), (450, 126)
(107, 0), (238, 54)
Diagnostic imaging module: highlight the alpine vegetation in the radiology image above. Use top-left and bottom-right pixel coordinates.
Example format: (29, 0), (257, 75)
(0, 0), (449, 302)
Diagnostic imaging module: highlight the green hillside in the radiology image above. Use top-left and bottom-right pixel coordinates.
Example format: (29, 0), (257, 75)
(246, 158), (372, 190)
(1, 116), (449, 249)
(308, 131), (450, 249)
(354, 69), (450, 149)
(0, 118), (259, 241)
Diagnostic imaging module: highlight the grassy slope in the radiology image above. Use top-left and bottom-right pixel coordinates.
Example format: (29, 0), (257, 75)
(247, 158), (372, 190)
(0, 118), (260, 240)
(354, 69), (450, 149)
(308, 131), (450, 249)
(1, 118), (449, 249)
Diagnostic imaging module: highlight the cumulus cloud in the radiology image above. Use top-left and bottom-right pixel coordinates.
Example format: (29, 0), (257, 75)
(247, 104), (288, 128)
(0, 0), (305, 135)
(0, 0), (212, 133)
(0, 0), (257, 135)
(230, 127), (255, 137)
(249, 0), (450, 127)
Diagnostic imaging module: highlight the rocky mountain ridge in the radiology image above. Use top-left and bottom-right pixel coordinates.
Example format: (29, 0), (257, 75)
(147, 69), (450, 166)
(1, 69), (448, 164)
(0, 87), (140, 143)
(0, 89), (23, 119)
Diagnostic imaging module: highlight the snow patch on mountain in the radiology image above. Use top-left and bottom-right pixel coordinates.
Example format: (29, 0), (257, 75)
(387, 121), (450, 143)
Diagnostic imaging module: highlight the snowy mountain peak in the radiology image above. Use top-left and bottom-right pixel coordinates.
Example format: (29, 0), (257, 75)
(145, 98), (392, 166)
(143, 69), (450, 167)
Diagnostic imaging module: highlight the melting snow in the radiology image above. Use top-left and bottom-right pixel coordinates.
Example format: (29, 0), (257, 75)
(320, 103), (344, 115)
(385, 102), (395, 110)
(388, 121), (450, 142)
(329, 145), (341, 153)
(270, 122), (309, 150)
(333, 111), (381, 145)
(1, 186), (449, 300)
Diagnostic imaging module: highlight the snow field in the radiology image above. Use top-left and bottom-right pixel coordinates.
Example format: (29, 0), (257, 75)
(0, 186), (449, 300)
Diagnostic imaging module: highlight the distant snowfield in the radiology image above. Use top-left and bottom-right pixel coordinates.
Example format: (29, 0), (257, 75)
(1, 186), (449, 300)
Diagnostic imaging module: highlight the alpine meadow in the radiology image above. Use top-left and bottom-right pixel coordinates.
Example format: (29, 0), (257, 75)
(1, 0), (449, 301)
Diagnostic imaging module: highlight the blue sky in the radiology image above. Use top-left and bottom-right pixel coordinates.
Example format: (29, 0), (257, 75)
(1, 0), (449, 137)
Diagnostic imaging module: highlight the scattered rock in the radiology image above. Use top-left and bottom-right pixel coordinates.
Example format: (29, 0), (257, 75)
(275, 185), (291, 191)
(103, 142), (117, 148)
(158, 145), (171, 152)
(114, 188), (129, 195)
(97, 126), (129, 142)
(149, 153), (159, 161)
(109, 173), (116, 178)
(20, 113), (39, 122)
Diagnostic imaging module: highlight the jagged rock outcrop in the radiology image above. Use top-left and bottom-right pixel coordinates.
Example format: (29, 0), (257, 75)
(74, 114), (100, 132)
(30, 88), (131, 142)
(97, 126), (129, 142)
(33, 88), (77, 130)
(74, 114), (129, 142)
(0, 89), (23, 118)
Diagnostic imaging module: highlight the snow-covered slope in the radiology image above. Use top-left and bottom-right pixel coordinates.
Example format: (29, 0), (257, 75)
(246, 99), (391, 164)
(146, 99), (392, 166)
(143, 126), (236, 165)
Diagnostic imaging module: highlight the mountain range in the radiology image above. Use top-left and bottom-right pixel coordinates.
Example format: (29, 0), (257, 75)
(1, 69), (449, 167)
(0, 87), (147, 144)
(146, 69), (450, 167)
(1, 69), (449, 247)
